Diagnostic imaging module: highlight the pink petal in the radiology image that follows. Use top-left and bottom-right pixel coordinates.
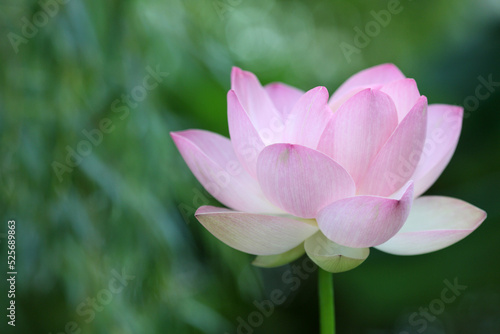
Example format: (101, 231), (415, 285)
(411, 105), (463, 198)
(317, 182), (414, 248)
(256, 144), (356, 218)
(328, 87), (365, 113)
(171, 130), (280, 214)
(265, 82), (304, 119)
(357, 96), (428, 196)
(380, 78), (421, 122)
(329, 63), (406, 108)
(231, 67), (283, 141)
(283, 86), (333, 149)
(227, 90), (265, 178)
(195, 206), (318, 255)
(375, 196), (486, 255)
(318, 89), (398, 185)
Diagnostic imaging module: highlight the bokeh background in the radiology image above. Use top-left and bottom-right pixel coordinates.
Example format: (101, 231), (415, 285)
(1, 0), (500, 333)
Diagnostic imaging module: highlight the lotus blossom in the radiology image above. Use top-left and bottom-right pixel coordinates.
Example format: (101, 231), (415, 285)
(171, 64), (486, 272)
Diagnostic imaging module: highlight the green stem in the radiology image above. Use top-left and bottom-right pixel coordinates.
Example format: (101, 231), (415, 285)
(318, 268), (335, 334)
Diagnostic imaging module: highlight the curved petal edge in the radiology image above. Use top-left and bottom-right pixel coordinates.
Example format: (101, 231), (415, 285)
(305, 232), (369, 273)
(171, 130), (279, 214)
(375, 196), (486, 255)
(256, 143), (356, 218)
(195, 206), (318, 256)
(317, 181), (414, 248)
(252, 243), (305, 268)
(411, 104), (463, 198)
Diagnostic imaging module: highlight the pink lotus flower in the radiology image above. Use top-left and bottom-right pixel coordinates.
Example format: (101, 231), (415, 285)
(171, 64), (486, 272)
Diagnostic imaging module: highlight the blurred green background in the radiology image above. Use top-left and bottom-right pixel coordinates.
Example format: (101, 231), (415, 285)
(1, 0), (499, 333)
